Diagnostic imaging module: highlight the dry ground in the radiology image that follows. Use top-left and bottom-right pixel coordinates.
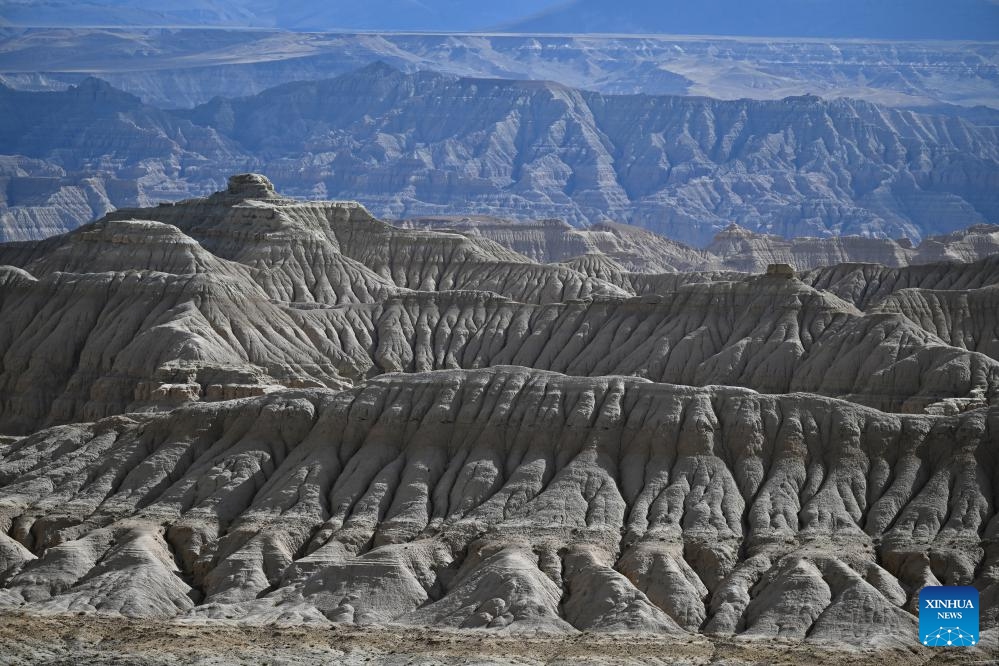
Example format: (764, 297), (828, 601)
(0, 613), (994, 665)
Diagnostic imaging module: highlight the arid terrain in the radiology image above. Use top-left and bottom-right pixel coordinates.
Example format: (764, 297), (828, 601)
(0, 174), (995, 663)
(0, 613), (992, 665)
(2, 0), (998, 660)
(3, 65), (999, 245)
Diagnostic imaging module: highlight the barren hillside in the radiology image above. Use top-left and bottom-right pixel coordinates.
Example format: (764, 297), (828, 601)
(0, 175), (995, 657)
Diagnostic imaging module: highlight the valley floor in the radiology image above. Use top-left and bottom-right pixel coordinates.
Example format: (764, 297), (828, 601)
(0, 613), (989, 665)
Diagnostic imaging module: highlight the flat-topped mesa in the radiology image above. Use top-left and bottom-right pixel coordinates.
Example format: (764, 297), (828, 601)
(766, 263), (796, 279)
(83, 176), (623, 305)
(222, 173), (280, 200)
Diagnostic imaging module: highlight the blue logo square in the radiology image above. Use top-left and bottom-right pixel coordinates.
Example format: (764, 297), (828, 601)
(919, 586), (979, 647)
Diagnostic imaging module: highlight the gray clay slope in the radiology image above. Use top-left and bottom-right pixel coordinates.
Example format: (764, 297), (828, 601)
(0, 175), (996, 646)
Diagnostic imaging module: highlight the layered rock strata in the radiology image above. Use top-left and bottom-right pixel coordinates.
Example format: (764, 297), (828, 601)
(4, 67), (999, 245)
(0, 368), (994, 643)
(0, 175), (995, 649)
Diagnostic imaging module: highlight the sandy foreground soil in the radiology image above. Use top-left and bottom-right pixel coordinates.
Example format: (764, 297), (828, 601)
(0, 613), (994, 665)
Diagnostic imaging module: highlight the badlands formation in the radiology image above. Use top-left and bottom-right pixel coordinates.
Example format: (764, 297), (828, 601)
(3, 66), (999, 245)
(0, 174), (997, 661)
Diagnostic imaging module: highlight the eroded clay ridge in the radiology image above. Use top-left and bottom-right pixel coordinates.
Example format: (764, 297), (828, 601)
(1, 175), (997, 433)
(99, 174), (624, 305)
(0, 367), (995, 642)
(2, 245), (997, 431)
(801, 256), (999, 308)
(5, 69), (999, 247)
(412, 217), (999, 275)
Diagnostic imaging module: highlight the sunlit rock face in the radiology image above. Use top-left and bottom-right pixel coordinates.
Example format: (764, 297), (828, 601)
(0, 368), (995, 641)
(0, 179), (996, 648)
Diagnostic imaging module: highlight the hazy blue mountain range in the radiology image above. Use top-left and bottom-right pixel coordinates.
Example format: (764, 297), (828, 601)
(0, 0), (563, 31)
(510, 0), (999, 40)
(2, 0), (998, 40)
(2, 65), (997, 245)
(3, 29), (998, 110)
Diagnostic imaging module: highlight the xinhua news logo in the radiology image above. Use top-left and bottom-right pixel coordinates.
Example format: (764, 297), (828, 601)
(919, 586), (979, 647)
